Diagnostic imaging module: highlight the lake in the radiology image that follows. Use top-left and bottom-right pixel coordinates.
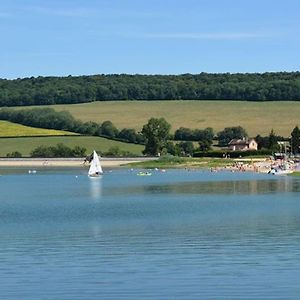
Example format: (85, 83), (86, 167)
(1, 168), (300, 299)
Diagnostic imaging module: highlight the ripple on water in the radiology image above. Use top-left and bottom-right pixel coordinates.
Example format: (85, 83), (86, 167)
(0, 169), (300, 299)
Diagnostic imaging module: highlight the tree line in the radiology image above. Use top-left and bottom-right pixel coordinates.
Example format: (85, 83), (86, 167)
(6, 143), (137, 158)
(1, 72), (300, 106)
(142, 118), (300, 156)
(141, 118), (300, 156)
(0, 107), (144, 144)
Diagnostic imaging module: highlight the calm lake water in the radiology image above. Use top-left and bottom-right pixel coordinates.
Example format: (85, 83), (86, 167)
(1, 168), (300, 299)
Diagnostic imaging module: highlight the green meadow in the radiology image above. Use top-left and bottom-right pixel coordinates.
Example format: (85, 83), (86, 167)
(129, 156), (236, 169)
(0, 136), (144, 157)
(0, 120), (77, 137)
(17, 100), (300, 137)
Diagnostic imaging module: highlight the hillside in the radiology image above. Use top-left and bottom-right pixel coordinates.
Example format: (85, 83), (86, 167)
(0, 120), (77, 137)
(0, 136), (144, 157)
(18, 100), (300, 137)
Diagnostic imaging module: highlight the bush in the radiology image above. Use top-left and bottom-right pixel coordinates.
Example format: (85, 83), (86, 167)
(193, 149), (273, 158)
(104, 146), (136, 157)
(158, 155), (186, 164)
(30, 144), (86, 158)
(6, 151), (22, 158)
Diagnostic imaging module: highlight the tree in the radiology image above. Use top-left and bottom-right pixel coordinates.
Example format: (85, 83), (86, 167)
(165, 142), (181, 156)
(72, 145), (87, 157)
(291, 126), (300, 154)
(193, 127), (214, 141)
(174, 127), (193, 140)
(31, 145), (55, 157)
(100, 120), (119, 138)
(255, 134), (269, 149)
(198, 140), (213, 152)
(217, 126), (248, 146)
(118, 128), (138, 143)
(268, 129), (279, 151)
(141, 117), (171, 155)
(178, 141), (194, 156)
(79, 121), (99, 135)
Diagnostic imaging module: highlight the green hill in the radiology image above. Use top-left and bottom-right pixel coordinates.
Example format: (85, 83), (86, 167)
(0, 120), (77, 137)
(0, 136), (143, 157)
(19, 100), (300, 137)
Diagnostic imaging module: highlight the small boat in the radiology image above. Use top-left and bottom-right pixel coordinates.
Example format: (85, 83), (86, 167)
(269, 168), (293, 175)
(268, 165), (294, 175)
(88, 150), (103, 177)
(137, 171), (152, 176)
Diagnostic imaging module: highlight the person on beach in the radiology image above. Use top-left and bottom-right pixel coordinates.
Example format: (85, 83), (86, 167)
(83, 153), (93, 164)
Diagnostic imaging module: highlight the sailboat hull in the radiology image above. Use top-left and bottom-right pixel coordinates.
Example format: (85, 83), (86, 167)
(88, 173), (103, 178)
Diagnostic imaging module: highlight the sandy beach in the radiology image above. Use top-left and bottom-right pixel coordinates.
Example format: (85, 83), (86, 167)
(0, 157), (297, 174)
(0, 157), (157, 168)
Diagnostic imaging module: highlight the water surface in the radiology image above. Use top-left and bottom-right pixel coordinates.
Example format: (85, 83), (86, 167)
(1, 168), (300, 299)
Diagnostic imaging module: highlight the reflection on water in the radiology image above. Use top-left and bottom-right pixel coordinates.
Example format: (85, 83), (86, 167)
(1, 169), (300, 299)
(105, 177), (300, 196)
(89, 177), (102, 200)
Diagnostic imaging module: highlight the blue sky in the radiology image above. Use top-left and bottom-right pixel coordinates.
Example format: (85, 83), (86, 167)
(1, 0), (300, 78)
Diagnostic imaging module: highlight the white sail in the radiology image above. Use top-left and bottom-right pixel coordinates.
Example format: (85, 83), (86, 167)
(88, 151), (103, 176)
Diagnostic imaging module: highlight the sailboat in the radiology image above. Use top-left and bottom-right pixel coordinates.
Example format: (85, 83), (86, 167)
(88, 150), (103, 177)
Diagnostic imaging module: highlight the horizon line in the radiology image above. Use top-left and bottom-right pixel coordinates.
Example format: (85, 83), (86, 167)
(2, 70), (300, 80)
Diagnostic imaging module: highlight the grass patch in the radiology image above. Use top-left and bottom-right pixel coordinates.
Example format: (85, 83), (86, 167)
(0, 136), (144, 157)
(129, 155), (236, 169)
(290, 172), (300, 177)
(0, 120), (77, 137)
(12, 100), (300, 136)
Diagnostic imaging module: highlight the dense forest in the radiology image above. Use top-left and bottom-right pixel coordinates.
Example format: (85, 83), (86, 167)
(1, 72), (300, 106)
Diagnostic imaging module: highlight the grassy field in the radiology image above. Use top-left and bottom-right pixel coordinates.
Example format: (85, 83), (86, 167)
(0, 120), (77, 137)
(0, 136), (144, 157)
(129, 156), (236, 169)
(16, 100), (300, 137)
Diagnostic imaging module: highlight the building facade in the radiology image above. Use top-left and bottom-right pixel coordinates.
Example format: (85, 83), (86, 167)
(228, 138), (258, 151)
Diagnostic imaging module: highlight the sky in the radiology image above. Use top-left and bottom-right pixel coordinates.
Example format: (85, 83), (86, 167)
(1, 0), (300, 78)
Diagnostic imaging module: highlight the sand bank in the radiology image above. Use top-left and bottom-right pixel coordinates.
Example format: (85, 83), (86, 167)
(0, 157), (156, 167)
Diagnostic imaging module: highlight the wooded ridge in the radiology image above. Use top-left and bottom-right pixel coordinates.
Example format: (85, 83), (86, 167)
(1, 72), (300, 106)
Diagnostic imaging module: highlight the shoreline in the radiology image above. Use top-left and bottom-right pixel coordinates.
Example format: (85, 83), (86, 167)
(0, 157), (157, 168)
(0, 157), (298, 174)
